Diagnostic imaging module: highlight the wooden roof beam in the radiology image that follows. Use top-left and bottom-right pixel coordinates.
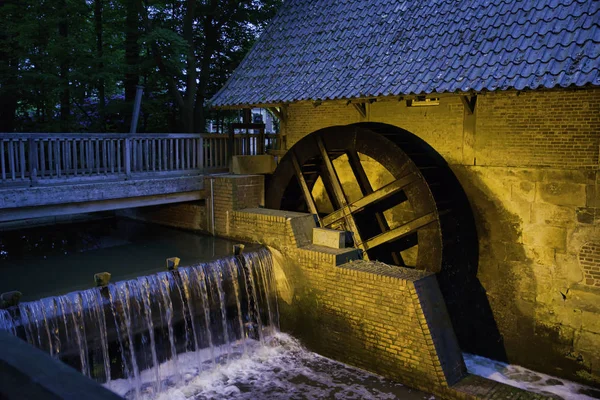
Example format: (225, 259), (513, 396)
(352, 102), (367, 118)
(461, 95), (477, 114)
(267, 106), (287, 123)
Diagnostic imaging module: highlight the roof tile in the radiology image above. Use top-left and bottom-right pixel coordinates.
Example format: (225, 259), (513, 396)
(211, 0), (599, 107)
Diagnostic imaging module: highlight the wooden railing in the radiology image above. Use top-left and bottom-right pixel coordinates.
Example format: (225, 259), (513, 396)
(0, 132), (281, 186)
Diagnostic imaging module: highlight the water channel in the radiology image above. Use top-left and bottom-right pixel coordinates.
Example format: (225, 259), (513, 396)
(1, 217), (598, 400)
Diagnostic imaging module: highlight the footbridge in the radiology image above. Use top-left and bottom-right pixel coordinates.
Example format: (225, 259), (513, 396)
(0, 131), (280, 223)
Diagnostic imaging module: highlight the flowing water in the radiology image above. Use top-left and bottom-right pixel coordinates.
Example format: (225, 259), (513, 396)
(2, 241), (597, 400)
(0, 248), (278, 398)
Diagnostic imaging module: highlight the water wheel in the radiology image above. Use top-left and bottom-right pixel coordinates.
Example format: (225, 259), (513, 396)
(266, 123), (451, 272)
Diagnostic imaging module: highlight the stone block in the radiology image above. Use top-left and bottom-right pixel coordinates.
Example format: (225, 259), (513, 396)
(530, 203), (576, 226)
(582, 311), (600, 334)
(537, 182), (587, 207)
(586, 185), (600, 208)
(511, 181), (535, 203)
(232, 155), (277, 175)
(576, 207), (599, 225)
(522, 225), (567, 252)
(576, 331), (600, 354)
(312, 227), (345, 249)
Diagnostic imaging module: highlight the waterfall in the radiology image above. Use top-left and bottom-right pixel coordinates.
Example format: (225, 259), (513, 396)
(0, 247), (278, 399)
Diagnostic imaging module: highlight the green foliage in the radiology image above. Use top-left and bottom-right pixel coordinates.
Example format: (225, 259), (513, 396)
(0, 0), (282, 133)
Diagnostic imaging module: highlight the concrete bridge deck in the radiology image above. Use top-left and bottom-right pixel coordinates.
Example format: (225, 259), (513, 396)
(0, 132), (280, 223)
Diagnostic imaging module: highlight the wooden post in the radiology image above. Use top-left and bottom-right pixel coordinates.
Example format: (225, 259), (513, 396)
(228, 124), (234, 169)
(0, 140), (5, 181)
(198, 136), (204, 172)
(124, 137), (131, 177)
(27, 138), (38, 185)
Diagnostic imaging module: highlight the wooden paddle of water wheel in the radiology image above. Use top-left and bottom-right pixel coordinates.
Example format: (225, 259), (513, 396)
(266, 123), (451, 272)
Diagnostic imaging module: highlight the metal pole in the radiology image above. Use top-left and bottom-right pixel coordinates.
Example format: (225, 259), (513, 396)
(129, 85), (144, 134)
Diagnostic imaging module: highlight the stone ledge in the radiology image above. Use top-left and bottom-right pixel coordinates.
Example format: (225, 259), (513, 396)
(340, 259), (433, 281)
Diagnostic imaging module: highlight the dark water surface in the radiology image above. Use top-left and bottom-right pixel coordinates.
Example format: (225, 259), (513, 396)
(0, 217), (250, 301)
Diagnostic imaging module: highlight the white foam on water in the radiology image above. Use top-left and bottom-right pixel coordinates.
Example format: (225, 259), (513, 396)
(464, 353), (600, 400)
(107, 333), (433, 400)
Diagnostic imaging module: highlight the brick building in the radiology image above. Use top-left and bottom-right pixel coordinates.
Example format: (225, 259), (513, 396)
(211, 0), (600, 385)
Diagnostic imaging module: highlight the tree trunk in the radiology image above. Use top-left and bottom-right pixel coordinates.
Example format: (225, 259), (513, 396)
(194, 13), (217, 133)
(125, 0), (141, 131)
(95, 0), (105, 131)
(58, 1), (70, 132)
(180, 0), (196, 133)
(0, 40), (17, 132)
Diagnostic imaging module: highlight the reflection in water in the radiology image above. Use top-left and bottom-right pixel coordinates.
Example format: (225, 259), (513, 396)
(0, 217), (253, 301)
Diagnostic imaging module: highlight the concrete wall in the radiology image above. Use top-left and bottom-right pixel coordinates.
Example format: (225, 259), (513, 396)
(279, 87), (600, 385)
(222, 208), (467, 398)
(118, 201), (209, 232)
(117, 175), (265, 234)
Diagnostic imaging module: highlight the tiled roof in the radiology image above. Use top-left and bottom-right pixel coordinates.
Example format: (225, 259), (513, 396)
(211, 0), (600, 107)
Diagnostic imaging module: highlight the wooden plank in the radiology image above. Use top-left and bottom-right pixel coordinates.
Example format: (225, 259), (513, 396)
(192, 138), (196, 168)
(19, 140), (26, 180)
(157, 140), (162, 171)
(0, 141), (6, 181)
(132, 139), (137, 172)
(198, 137), (204, 171)
(40, 140), (46, 178)
(362, 212), (437, 251)
(109, 140), (114, 174)
(322, 173), (419, 227)
(138, 139), (143, 171)
(48, 140), (54, 177)
(291, 151), (320, 222)
(63, 140), (69, 175)
(55, 140), (61, 177)
(346, 148), (393, 257)
(102, 140), (108, 174)
(316, 135), (347, 206)
(72, 140), (78, 176)
(352, 103), (367, 118)
(461, 95), (477, 115)
(175, 138), (180, 170)
(117, 140), (122, 173)
(315, 135), (365, 250)
(185, 138), (190, 169)
(124, 138), (131, 176)
(144, 139), (150, 171)
(169, 139), (174, 170)
(94, 139), (100, 175)
(79, 140), (84, 176)
(86, 141), (92, 175)
(28, 139), (38, 183)
(151, 139), (156, 171)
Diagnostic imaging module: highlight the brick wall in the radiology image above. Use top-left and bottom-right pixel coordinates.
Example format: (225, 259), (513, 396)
(223, 208), (466, 397)
(581, 241), (600, 287)
(278, 86), (600, 385)
(211, 175), (265, 236)
(476, 89), (600, 169)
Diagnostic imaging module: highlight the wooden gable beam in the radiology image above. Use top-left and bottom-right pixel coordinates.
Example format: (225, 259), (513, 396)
(267, 106), (287, 123)
(352, 102), (367, 118)
(461, 95), (477, 115)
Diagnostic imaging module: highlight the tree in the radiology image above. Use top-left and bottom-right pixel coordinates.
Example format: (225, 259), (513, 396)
(0, 0), (282, 133)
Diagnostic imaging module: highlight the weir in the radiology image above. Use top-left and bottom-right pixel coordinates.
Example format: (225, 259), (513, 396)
(0, 247), (278, 399)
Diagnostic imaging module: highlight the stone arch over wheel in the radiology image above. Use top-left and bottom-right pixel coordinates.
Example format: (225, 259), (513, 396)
(267, 122), (507, 359)
(266, 122), (472, 273)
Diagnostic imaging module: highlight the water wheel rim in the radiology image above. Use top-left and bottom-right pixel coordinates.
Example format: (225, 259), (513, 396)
(266, 124), (443, 272)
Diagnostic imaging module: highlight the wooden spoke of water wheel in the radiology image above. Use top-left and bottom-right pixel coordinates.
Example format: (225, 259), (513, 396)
(266, 125), (444, 272)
